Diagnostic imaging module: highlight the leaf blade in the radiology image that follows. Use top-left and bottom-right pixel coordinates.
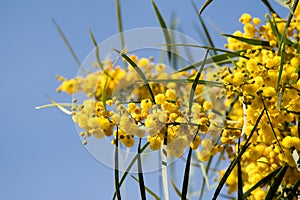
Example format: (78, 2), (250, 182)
(114, 49), (156, 103)
(222, 34), (270, 46)
(198, 0), (214, 15)
(51, 18), (82, 69)
(131, 175), (161, 200)
(152, 0), (172, 64)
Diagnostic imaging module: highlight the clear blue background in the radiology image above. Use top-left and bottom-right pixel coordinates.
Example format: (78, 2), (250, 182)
(0, 0), (288, 199)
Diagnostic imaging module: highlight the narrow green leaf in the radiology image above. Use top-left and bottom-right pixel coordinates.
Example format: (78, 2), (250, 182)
(51, 18), (82, 69)
(102, 78), (108, 111)
(188, 49), (209, 115)
(181, 147), (193, 200)
(138, 78), (223, 88)
(115, 0), (127, 70)
(199, 17), (217, 54)
(137, 138), (146, 200)
(277, 0), (299, 90)
(113, 49), (156, 103)
(278, 0), (299, 53)
(265, 165), (288, 200)
(170, 179), (186, 199)
(237, 139), (243, 200)
(131, 176), (161, 200)
(212, 108), (265, 200)
(222, 34), (270, 46)
(115, 0), (125, 50)
(287, 179), (300, 199)
(261, 98), (284, 152)
(112, 142), (150, 200)
(159, 44), (239, 56)
(266, 15), (281, 44)
(198, 0), (213, 15)
(243, 166), (282, 198)
(114, 127), (121, 200)
(88, 28), (104, 70)
(152, 0), (172, 64)
(261, 0), (280, 16)
(277, 42), (286, 91)
(266, 15), (294, 47)
(177, 49), (247, 73)
(191, 1), (217, 55)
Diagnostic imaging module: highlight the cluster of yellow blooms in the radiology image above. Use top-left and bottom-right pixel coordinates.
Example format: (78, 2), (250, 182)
(57, 55), (223, 161)
(219, 9), (300, 199)
(53, 5), (300, 199)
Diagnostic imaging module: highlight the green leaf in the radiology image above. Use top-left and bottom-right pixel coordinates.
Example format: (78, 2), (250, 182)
(277, 42), (286, 91)
(51, 18), (82, 70)
(138, 78), (223, 88)
(191, 1), (217, 55)
(243, 166), (282, 198)
(152, 0), (172, 64)
(265, 165), (288, 200)
(237, 140), (243, 200)
(261, 0), (279, 16)
(261, 98), (284, 152)
(266, 15), (294, 47)
(181, 147), (193, 200)
(114, 127), (121, 200)
(112, 142), (150, 200)
(88, 28), (104, 70)
(115, 0), (125, 50)
(177, 49), (247, 72)
(137, 138), (146, 200)
(198, 0), (213, 15)
(102, 78), (108, 111)
(170, 179), (186, 199)
(266, 15), (281, 44)
(222, 34), (270, 46)
(278, 0), (299, 53)
(188, 49), (209, 115)
(115, 0), (127, 70)
(287, 179), (300, 199)
(131, 175), (161, 200)
(114, 49), (156, 103)
(159, 44), (237, 56)
(277, 0), (299, 90)
(212, 108), (265, 200)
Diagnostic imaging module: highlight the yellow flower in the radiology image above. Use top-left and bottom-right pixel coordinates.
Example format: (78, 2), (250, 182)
(138, 57), (149, 67)
(262, 86), (276, 97)
(98, 116), (114, 136)
(203, 101), (213, 111)
(252, 17), (260, 26)
(155, 93), (166, 104)
(190, 135), (201, 150)
(165, 89), (177, 101)
(198, 149), (210, 162)
(239, 13), (252, 24)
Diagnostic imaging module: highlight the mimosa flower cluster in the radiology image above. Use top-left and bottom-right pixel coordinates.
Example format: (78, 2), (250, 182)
(218, 10), (300, 199)
(49, 3), (300, 199)
(57, 55), (223, 160)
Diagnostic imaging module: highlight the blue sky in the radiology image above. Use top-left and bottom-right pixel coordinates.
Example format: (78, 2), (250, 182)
(0, 0), (288, 199)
